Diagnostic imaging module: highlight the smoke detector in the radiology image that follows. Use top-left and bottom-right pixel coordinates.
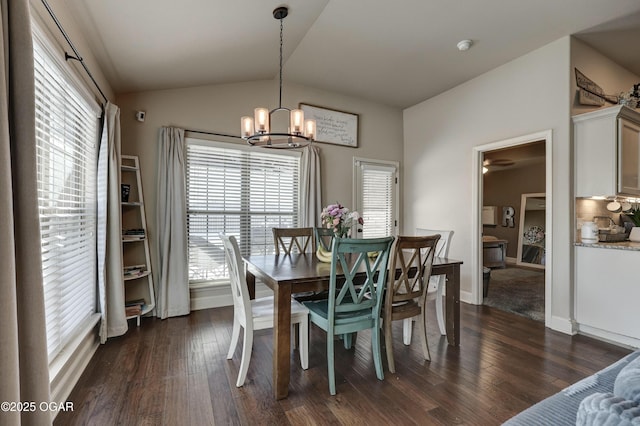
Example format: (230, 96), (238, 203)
(457, 39), (473, 51)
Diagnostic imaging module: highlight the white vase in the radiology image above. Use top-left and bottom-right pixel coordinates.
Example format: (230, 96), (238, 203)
(629, 227), (640, 242)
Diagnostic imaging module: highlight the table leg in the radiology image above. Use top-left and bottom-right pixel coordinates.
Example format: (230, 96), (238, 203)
(273, 283), (292, 399)
(445, 264), (460, 346)
(246, 270), (256, 300)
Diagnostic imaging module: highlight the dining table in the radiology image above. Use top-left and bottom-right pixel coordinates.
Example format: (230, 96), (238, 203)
(243, 252), (463, 399)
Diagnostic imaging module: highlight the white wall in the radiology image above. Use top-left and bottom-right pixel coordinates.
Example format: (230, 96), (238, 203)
(403, 38), (573, 328)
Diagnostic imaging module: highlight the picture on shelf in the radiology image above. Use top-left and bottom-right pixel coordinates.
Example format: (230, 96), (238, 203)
(121, 184), (131, 202)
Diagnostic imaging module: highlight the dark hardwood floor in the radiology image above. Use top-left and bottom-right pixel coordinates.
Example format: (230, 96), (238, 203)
(54, 303), (631, 425)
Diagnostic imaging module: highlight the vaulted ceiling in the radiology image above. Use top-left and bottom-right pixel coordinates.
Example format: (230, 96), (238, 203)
(65, 0), (640, 108)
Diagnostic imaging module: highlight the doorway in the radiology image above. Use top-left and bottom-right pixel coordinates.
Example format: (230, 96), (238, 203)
(471, 131), (552, 326)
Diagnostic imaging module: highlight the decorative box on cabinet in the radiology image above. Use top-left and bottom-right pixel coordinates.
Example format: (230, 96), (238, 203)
(121, 155), (155, 326)
(573, 105), (640, 197)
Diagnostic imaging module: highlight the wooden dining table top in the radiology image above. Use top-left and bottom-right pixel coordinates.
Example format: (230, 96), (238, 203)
(244, 252), (462, 285)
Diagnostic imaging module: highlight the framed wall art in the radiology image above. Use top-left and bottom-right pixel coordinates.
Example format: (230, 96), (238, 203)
(300, 103), (358, 147)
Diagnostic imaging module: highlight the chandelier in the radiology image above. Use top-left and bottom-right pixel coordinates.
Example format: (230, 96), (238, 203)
(240, 7), (316, 148)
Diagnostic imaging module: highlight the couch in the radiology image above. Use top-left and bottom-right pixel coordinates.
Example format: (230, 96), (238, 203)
(504, 350), (640, 425)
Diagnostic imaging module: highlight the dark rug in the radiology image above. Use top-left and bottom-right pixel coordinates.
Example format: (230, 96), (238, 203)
(483, 266), (545, 322)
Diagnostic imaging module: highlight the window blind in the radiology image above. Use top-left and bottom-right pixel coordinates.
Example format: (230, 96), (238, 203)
(33, 31), (100, 360)
(357, 161), (397, 238)
(186, 138), (300, 282)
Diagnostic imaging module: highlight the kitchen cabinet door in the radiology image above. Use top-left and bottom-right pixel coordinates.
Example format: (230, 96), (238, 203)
(574, 107), (618, 197)
(575, 246), (640, 347)
(574, 105), (640, 197)
(618, 117), (640, 195)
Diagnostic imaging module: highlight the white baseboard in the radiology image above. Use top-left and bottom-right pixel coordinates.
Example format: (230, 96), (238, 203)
(190, 283), (272, 311)
(460, 290), (475, 305)
(547, 315), (577, 335)
(577, 324), (640, 349)
(505, 256), (517, 265)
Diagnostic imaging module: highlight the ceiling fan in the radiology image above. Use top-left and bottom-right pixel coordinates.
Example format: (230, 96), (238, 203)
(482, 158), (515, 174)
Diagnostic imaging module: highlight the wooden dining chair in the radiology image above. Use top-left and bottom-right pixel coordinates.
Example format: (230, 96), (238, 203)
(383, 235), (440, 373)
(414, 228), (454, 337)
(273, 227), (318, 303)
(314, 227), (336, 251)
(303, 236), (394, 395)
(272, 227), (315, 255)
(220, 234), (309, 387)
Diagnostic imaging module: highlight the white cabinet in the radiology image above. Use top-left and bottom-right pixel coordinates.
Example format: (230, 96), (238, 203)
(575, 246), (640, 347)
(573, 105), (640, 197)
(121, 155), (155, 325)
(619, 118), (640, 195)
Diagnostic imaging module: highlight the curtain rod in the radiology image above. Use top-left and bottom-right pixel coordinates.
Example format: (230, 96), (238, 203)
(40, 0), (109, 104)
(184, 129), (242, 139)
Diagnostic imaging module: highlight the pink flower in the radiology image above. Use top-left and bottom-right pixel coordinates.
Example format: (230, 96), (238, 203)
(320, 202), (364, 236)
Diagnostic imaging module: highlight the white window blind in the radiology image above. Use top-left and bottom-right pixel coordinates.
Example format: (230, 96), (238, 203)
(354, 159), (398, 238)
(33, 30), (100, 360)
(186, 138), (300, 282)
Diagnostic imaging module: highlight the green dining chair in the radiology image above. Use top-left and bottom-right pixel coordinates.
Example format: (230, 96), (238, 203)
(303, 236), (394, 395)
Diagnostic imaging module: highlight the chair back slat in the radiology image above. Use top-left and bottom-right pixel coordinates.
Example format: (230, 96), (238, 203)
(415, 228), (454, 292)
(314, 227), (336, 252)
(329, 237), (394, 322)
(219, 234), (250, 324)
(273, 227), (314, 255)
(387, 235), (440, 312)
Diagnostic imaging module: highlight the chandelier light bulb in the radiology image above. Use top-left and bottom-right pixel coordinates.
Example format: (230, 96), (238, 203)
(241, 116), (254, 138)
(290, 109), (304, 133)
(254, 108), (269, 133)
(304, 119), (316, 140)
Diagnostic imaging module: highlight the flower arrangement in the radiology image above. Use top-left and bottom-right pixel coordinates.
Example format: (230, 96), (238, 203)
(320, 203), (363, 238)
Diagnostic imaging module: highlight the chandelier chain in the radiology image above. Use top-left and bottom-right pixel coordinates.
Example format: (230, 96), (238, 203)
(278, 16), (284, 109)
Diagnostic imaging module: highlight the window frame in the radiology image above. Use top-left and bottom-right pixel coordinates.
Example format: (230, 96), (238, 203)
(352, 157), (399, 238)
(185, 137), (302, 286)
(32, 21), (102, 364)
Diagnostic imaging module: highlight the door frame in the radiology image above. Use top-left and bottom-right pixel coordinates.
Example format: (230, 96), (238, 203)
(471, 130), (553, 326)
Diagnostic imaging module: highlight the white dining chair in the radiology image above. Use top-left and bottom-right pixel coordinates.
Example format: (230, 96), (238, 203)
(220, 234), (309, 387)
(408, 228), (454, 339)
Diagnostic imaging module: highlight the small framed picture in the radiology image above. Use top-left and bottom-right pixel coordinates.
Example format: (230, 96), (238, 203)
(300, 103), (358, 147)
(121, 184), (131, 203)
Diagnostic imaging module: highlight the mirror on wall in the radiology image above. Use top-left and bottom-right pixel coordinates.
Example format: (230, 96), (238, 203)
(516, 193), (546, 269)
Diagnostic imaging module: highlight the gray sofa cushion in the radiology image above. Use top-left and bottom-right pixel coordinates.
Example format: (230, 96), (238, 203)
(504, 351), (640, 425)
(576, 392), (640, 425)
(615, 356), (640, 403)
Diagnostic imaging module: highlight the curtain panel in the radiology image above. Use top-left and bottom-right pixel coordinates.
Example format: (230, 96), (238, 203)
(97, 102), (127, 341)
(300, 144), (322, 227)
(156, 127), (190, 319)
(0, 0), (52, 424)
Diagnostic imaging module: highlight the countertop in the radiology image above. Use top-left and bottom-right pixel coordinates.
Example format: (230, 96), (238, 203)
(575, 239), (640, 251)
